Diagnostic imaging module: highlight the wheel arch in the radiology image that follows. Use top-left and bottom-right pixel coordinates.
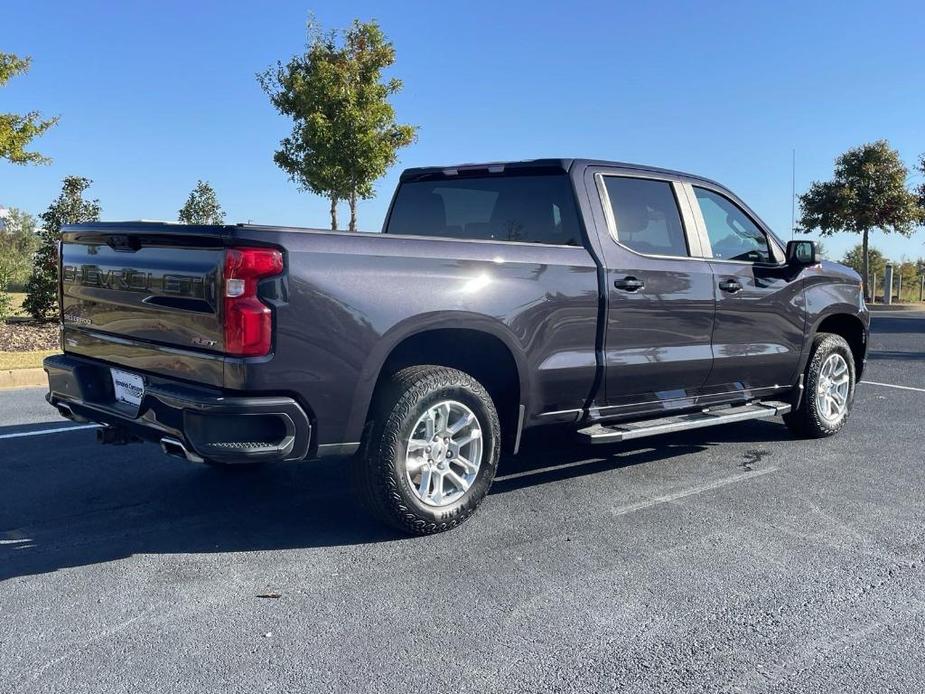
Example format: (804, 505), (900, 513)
(811, 311), (868, 379)
(346, 313), (529, 451)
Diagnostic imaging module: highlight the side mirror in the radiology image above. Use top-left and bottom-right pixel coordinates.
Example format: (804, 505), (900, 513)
(786, 240), (817, 266)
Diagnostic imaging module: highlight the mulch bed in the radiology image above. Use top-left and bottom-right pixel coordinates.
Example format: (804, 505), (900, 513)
(0, 320), (59, 352)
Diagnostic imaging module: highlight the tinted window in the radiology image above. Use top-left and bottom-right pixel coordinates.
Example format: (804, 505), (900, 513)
(694, 187), (771, 263)
(602, 177), (688, 257)
(385, 174), (581, 246)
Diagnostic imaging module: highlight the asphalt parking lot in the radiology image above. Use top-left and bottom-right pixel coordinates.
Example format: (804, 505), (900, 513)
(2, 311), (924, 693)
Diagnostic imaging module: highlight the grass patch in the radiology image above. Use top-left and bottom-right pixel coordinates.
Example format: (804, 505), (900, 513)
(0, 349), (58, 370)
(2, 292), (27, 318)
(9, 292), (26, 315)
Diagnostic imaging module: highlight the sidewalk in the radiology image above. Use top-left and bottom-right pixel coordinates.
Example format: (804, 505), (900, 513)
(0, 367), (46, 389)
(868, 303), (925, 312)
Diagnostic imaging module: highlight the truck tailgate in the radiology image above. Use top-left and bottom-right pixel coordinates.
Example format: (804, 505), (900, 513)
(60, 224), (227, 373)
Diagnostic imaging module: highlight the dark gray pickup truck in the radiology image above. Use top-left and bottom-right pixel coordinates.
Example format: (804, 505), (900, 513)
(44, 158), (869, 534)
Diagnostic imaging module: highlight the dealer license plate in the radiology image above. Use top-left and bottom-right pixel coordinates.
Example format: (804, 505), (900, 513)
(110, 368), (144, 407)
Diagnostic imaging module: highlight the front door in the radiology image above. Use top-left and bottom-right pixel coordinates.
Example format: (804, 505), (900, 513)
(594, 172), (716, 417)
(689, 184), (805, 395)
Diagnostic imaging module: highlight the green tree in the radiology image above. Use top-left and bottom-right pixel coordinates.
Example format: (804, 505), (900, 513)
(798, 140), (921, 300)
(1, 52), (58, 165)
(0, 207), (40, 289)
(178, 180), (225, 224)
(24, 177), (101, 320)
(259, 18), (417, 231)
(335, 20), (418, 230)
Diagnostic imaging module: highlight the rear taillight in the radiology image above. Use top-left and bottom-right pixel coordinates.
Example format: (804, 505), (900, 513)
(223, 247), (283, 357)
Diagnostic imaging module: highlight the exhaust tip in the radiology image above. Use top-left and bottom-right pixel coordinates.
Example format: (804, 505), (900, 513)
(160, 437), (205, 464)
(56, 401), (89, 423)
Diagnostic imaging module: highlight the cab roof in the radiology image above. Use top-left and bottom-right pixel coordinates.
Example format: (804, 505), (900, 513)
(399, 158), (724, 188)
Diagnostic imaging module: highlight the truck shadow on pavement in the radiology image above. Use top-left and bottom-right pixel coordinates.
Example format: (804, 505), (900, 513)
(492, 421), (790, 494)
(0, 419), (791, 581)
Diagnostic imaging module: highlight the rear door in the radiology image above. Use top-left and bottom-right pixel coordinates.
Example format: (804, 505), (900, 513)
(687, 184), (805, 395)
(589, 170), (716, 416)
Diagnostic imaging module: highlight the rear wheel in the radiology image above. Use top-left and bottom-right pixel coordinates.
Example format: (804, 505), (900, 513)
(784, 332), (856, 438)
(353, 365), (500, 535)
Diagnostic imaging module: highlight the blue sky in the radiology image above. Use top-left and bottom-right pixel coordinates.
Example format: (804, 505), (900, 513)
(2, 0), (923, 261)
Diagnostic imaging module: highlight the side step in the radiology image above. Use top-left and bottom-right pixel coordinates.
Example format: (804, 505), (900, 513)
(578, 400), (792, 444)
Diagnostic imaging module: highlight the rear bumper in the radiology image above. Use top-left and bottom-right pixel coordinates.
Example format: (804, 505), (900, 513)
(44, 353), (311, 464)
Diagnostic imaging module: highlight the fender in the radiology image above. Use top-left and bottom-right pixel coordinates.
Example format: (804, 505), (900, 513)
(343, 310), (530, 443)
(798, 275), (869, 377)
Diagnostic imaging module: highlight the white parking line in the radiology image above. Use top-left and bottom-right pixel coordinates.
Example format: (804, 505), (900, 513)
(860, 381), (925, 393)
(0, 424), (99, 440)
(611, 466), (779, 517)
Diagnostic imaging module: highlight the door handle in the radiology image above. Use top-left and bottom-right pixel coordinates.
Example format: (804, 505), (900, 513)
(614, 276), (645, 292)
(718, 279), (743, 293)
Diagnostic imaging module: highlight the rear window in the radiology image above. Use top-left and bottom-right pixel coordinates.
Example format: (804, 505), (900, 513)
(385, 174), (582, 246)
(602, 176), (689, 257)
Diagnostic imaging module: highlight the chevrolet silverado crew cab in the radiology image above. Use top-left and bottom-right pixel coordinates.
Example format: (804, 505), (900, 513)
(44, 159), (869, 535)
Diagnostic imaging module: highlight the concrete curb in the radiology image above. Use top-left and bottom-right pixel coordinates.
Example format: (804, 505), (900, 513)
(868, 305), (925, 313)
(0, 368), (47, 390)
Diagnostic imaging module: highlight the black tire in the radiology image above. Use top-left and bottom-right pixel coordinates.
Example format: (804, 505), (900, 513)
(353, 365), (501, 535)
(784, 332), (856, 438)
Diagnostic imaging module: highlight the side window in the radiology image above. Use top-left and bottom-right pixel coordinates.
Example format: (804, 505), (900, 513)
(694, 187), (771, 263)
(602, 177), (689, 257)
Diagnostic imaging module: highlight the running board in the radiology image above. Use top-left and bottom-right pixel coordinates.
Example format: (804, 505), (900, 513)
(577, 401), (792, 444)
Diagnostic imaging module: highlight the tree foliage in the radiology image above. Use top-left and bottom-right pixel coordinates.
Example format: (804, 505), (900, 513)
(24, 177), (101, 320)
(812, 239), (829, 260)
(917, 154), (925, 220)
(0, 207), (40, 289)
(798, 141), (921, 299)
(0, 52), (58, 165)
(894, 259), (922, 302)
(178, 180), (225, 224)
(841, 243), (887, 282)
(259, 18), (417, 230)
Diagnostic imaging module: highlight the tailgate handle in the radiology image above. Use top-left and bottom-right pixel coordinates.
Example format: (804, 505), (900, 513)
(106, 235), (141, 252)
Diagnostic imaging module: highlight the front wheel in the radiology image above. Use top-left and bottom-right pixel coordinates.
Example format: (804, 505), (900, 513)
(353, 365), (501, 535)
(784, 332), (856, 438)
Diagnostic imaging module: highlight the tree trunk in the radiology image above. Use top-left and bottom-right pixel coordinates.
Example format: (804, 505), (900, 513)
(329, 197), (338, 231)
(862, 228), (870, 301)
(349, 190), (358, 232)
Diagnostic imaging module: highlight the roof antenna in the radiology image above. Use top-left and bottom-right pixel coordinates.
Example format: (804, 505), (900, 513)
(791, 148), (796, 239)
